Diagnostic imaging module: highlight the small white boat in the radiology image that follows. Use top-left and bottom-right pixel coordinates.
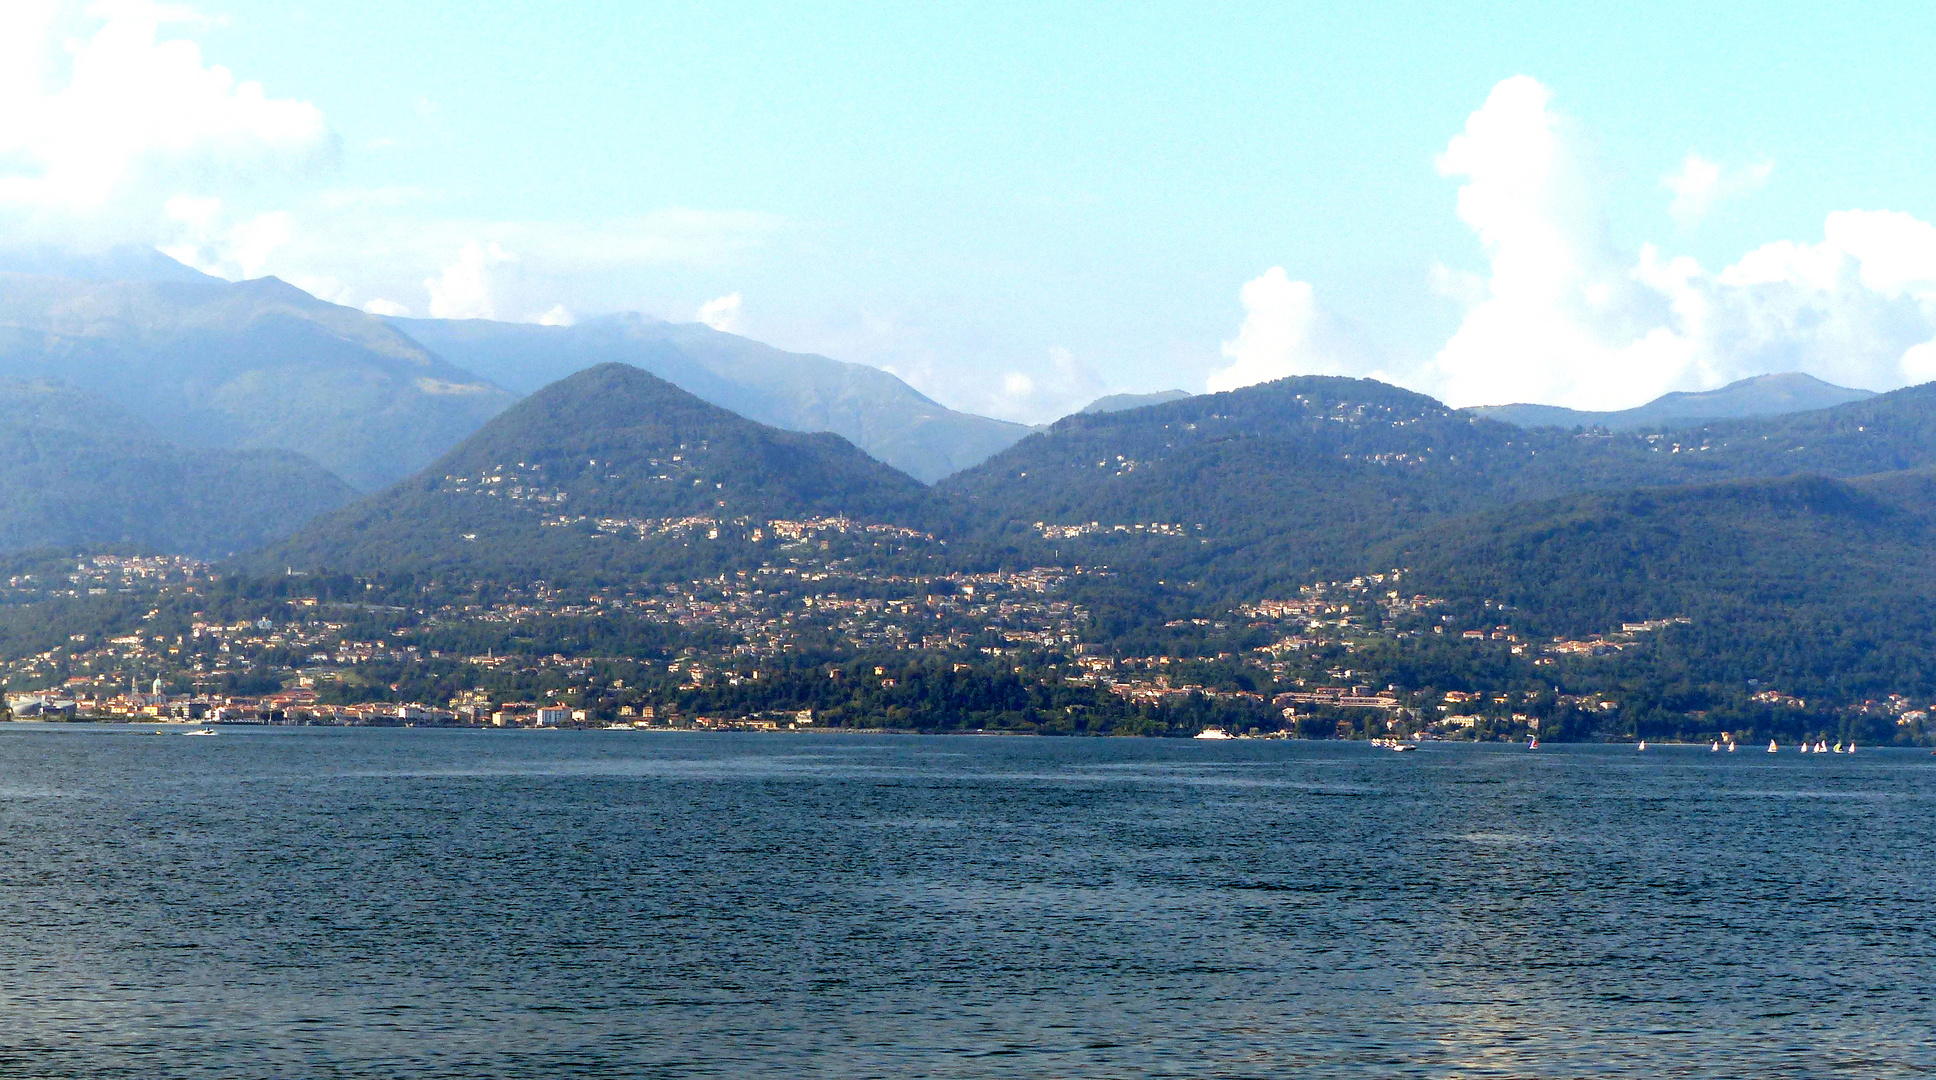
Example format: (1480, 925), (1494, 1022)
(1816, 741), (1828, 753)
(182, 728), (216, 736)
(1727, 741), (1737, 752)
(1767, 739), (1778, 753)
(1711, 740), (1721, 752)
(1848, 741), (1857, 754)
(1193, 728), (1233, 740)
(1637, 740), (1647, 751)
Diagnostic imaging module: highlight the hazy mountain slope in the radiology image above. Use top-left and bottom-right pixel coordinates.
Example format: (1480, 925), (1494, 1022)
(1385, 469), (1936, 702)
(0, 379), (356, 556)
(256, 363), (946, 580)
(0, 245), (219, 284)
(1079, 390), (1191, 414)
(939, 375), (1936, 600)
(1469, 373), (1875, 430)
(0, 272), (515, 490)
(387, 313), (1032, 482)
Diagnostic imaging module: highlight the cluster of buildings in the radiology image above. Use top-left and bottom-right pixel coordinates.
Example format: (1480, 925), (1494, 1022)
(1034, 521), (1196, 540)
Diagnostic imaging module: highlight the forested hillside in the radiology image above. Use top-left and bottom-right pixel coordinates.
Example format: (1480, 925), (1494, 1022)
(941, 375), (1936, 600)
(1388, 470), (1936, 704)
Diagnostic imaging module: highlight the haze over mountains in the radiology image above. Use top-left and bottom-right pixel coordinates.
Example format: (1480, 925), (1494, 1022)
(0, 270), (513, 491)
(0, 378), (353, 556)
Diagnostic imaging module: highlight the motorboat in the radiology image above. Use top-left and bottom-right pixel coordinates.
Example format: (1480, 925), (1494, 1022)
(1193, 728), (1233, 740)
(183, 728), (216, 736)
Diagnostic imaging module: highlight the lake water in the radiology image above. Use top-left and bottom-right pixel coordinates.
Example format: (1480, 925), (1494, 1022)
(1, 726), (1931, 1078)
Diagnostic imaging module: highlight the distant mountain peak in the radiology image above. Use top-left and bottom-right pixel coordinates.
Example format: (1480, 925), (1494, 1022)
(1078, 389), (1192, 415)
(1467, 372), (1876, 430)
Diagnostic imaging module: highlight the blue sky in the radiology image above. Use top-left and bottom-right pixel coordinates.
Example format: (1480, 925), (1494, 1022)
(5, 2), (1936, 420)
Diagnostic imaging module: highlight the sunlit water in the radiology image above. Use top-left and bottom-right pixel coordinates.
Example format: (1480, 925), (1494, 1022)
(1, 726), (1932, 1078)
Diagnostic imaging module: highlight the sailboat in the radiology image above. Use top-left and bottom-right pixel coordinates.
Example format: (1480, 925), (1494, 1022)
(1848, 741), (1857, 754)
(1637, 740), (1647, 751)
(1711, 740), (1721, 752)
(1767, 739), (1778, 753)
(1727, 740), (1737, 752)
(1816, 740), (1828, 753)
(1833, 741), (1844, 754)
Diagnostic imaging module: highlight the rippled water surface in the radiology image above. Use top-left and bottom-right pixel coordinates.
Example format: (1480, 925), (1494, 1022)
(2, 726), (1932, 1078)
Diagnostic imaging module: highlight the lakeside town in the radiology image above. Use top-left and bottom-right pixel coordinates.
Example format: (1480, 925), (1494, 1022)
(3, 552), (1933, 743)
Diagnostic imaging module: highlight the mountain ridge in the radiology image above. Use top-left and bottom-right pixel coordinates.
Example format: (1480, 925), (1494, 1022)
(1467, 372), (1876, 430)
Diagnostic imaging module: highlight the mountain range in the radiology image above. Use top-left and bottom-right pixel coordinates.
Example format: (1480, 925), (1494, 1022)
(11, 247), (1936, 720)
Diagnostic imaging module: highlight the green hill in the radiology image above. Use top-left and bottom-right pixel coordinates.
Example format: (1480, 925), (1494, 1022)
(255, 363), (947, 581)
(0, 379), (356, 556)
(387, 313), (1033, 482)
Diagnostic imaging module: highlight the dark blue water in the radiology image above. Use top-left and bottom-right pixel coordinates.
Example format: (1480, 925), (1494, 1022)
(1, 727), (1931, 1078)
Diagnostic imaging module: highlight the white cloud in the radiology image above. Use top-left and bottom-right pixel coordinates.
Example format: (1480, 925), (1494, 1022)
(1205, 267), (1376, 392)
(1206, 76), (1936, 412)
(0, 0), (334, 243)
(696, 292), (744, 333)
(1423, 76), (1936, 409)
(1663, 152), (1772, 227)
(536, 303), (574, 326)
(361, 297), (408, 317)
(987, 346), (1106, 419)
(426, 241), (515, 320)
